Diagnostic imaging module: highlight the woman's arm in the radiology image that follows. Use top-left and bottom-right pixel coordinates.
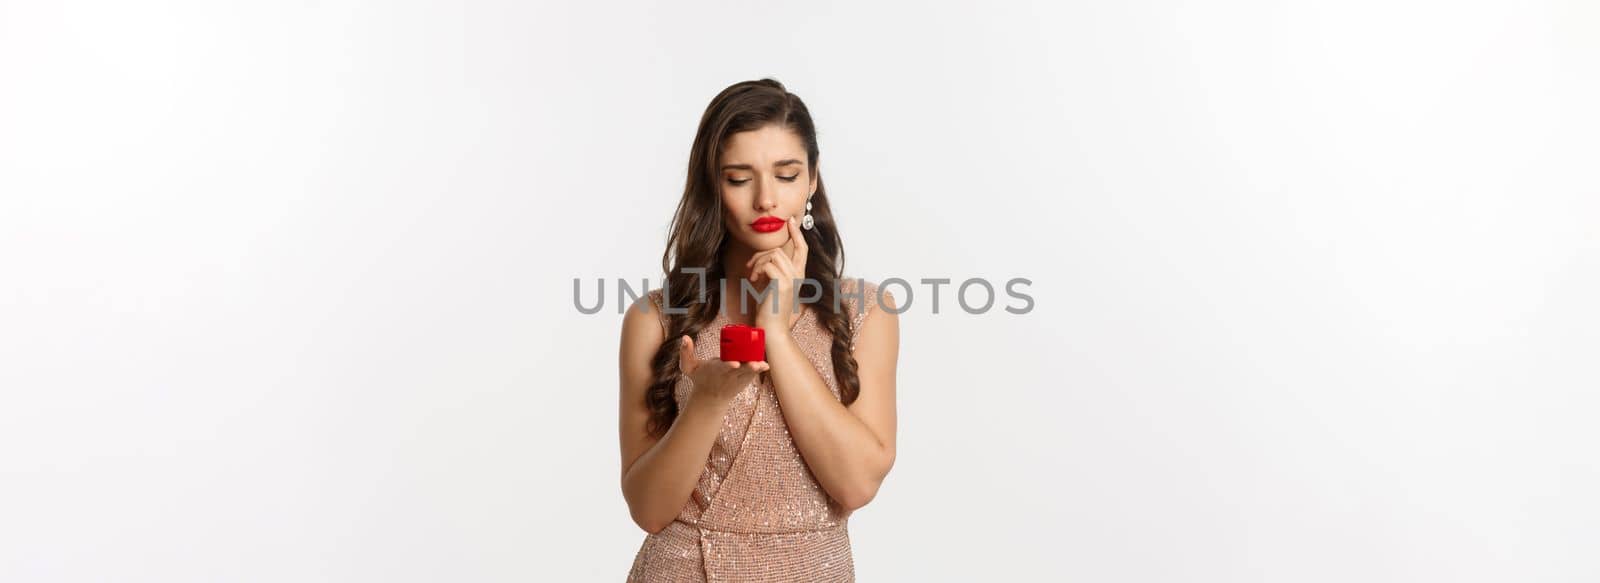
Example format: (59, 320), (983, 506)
(764, 291), (900, 511)
(617, 296), (732, 534)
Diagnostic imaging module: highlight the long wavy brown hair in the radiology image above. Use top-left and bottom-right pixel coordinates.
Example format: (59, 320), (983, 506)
(644, 78), (859, 438)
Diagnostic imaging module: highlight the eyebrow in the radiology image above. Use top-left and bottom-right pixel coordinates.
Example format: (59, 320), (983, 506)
(721, 159), (804, 171)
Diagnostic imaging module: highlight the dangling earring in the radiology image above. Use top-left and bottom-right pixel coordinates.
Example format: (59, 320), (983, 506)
(801, 192), (815, 230)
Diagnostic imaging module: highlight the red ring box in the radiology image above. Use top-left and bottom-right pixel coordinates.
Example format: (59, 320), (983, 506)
(719, 324), (766, 362)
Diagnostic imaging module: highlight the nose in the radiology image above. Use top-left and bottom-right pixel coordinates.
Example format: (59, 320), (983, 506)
(754, 178), (778, 212)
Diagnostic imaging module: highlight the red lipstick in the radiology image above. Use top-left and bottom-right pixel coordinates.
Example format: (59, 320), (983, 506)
(750, 216), (786, 233)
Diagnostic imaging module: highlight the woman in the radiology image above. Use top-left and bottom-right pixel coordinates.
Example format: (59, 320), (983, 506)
(617, 79), (899, 582)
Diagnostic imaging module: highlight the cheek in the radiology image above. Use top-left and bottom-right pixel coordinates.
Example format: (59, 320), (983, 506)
(721, 205), (746, 231)
(785, 183), (809, 206)
(720, 184), (748, 211)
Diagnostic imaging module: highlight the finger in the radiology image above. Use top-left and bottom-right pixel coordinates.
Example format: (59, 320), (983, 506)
(750, 361), (770, 373)
(786, 215), (808, 263)
(749, 254), (781, 288)
(747, 250), (775, 272)
(749, 261), (771, 289)
(762, 253), (798, 295)
(758, 262), (783, 285)
(767, 263), (797, 291)
(768, 248), (796, 278)
(744, 248), (778, 269)
(779, 217), (799, 259)
(678, 335), (697, 374)
(727, 360), (741, 369)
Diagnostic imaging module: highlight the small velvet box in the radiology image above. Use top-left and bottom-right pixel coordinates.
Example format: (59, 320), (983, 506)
(719, 324), (765, 362)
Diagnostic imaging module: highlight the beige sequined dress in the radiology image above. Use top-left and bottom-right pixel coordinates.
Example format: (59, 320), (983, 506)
(627, 280), (885, 582)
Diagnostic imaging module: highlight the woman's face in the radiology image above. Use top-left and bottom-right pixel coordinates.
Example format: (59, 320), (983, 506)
(718, 125), (816, 252)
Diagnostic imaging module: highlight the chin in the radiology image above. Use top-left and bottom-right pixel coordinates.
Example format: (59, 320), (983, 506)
(755, 235), (789, 250)
(730, 229), (781, 249)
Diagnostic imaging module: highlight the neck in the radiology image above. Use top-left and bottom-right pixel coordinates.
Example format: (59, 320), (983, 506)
(719, 243), (760, 324)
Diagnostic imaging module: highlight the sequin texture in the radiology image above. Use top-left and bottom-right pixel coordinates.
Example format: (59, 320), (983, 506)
(626, 279), (886, 582)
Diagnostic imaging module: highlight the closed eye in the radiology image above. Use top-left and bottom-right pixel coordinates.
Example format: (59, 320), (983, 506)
(726, 175), (801, 186)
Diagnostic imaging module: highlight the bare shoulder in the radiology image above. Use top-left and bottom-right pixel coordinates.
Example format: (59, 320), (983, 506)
(620, 289), (665, 362)
(861, 280), (899, 327)
(840, 276), (897, 309)
(841, 277), (899, 348)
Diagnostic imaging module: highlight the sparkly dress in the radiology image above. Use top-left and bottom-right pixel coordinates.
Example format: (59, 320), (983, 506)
(627, 280), (885, 582)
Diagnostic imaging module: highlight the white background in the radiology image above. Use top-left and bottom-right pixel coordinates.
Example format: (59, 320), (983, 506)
(2, 1), (1597, 581)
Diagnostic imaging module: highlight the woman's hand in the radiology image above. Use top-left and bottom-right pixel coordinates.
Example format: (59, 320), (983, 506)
(678, 335), (769, 406)
(746, 215), (809, 330)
